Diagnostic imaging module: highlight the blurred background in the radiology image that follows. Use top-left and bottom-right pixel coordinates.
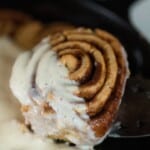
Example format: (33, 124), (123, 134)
(1, 0), (150, 42)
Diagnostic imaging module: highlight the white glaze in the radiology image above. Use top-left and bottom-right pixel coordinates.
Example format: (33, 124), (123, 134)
(10, 37), (100, 149)
(0, 36), (76, 150)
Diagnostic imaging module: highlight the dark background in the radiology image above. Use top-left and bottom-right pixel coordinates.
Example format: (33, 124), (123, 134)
(0, 0), (137, 21)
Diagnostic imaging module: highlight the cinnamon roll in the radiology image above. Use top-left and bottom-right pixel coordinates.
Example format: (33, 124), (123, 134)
(10, 28), (129, 149)
(0, 10), (31, 36)
(14, 21), (74, 49)
(0, 10), (41, 49)
(14, 21), (44, 49)
(0, 9), (74, 49)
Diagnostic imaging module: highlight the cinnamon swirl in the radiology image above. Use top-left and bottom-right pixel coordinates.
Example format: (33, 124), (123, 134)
(10, 27), (129, 149)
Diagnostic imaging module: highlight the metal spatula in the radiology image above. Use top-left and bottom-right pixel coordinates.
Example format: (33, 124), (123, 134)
(109, 76), (150, 138)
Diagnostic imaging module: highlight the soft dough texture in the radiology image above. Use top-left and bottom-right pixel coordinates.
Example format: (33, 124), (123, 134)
(10, 27), (129, 149)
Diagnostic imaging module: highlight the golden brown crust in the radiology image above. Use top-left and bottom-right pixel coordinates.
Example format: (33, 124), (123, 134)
(89, 29), (129, 137)
(49, 28), (129, 137)
(21, 105), (31, 113)
(42, 102), (55, 114)
(0, 9), (42, 49)
(14, 21), (44, 49)
(43, 22), (75, 35)
(0, 10), (74, 49)
(13, 22), (74, 49)
(0, 9), (31, 36)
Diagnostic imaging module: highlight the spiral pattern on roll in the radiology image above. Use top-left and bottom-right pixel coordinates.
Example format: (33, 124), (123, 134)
(48, 28), (129, 119)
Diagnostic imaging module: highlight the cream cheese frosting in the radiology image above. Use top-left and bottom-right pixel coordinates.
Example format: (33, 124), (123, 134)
(10, 37), (99, 149)
(0, 36), (76, 150)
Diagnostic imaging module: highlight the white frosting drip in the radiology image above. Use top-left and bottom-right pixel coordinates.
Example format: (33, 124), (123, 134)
(10, 37), (100, 149)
